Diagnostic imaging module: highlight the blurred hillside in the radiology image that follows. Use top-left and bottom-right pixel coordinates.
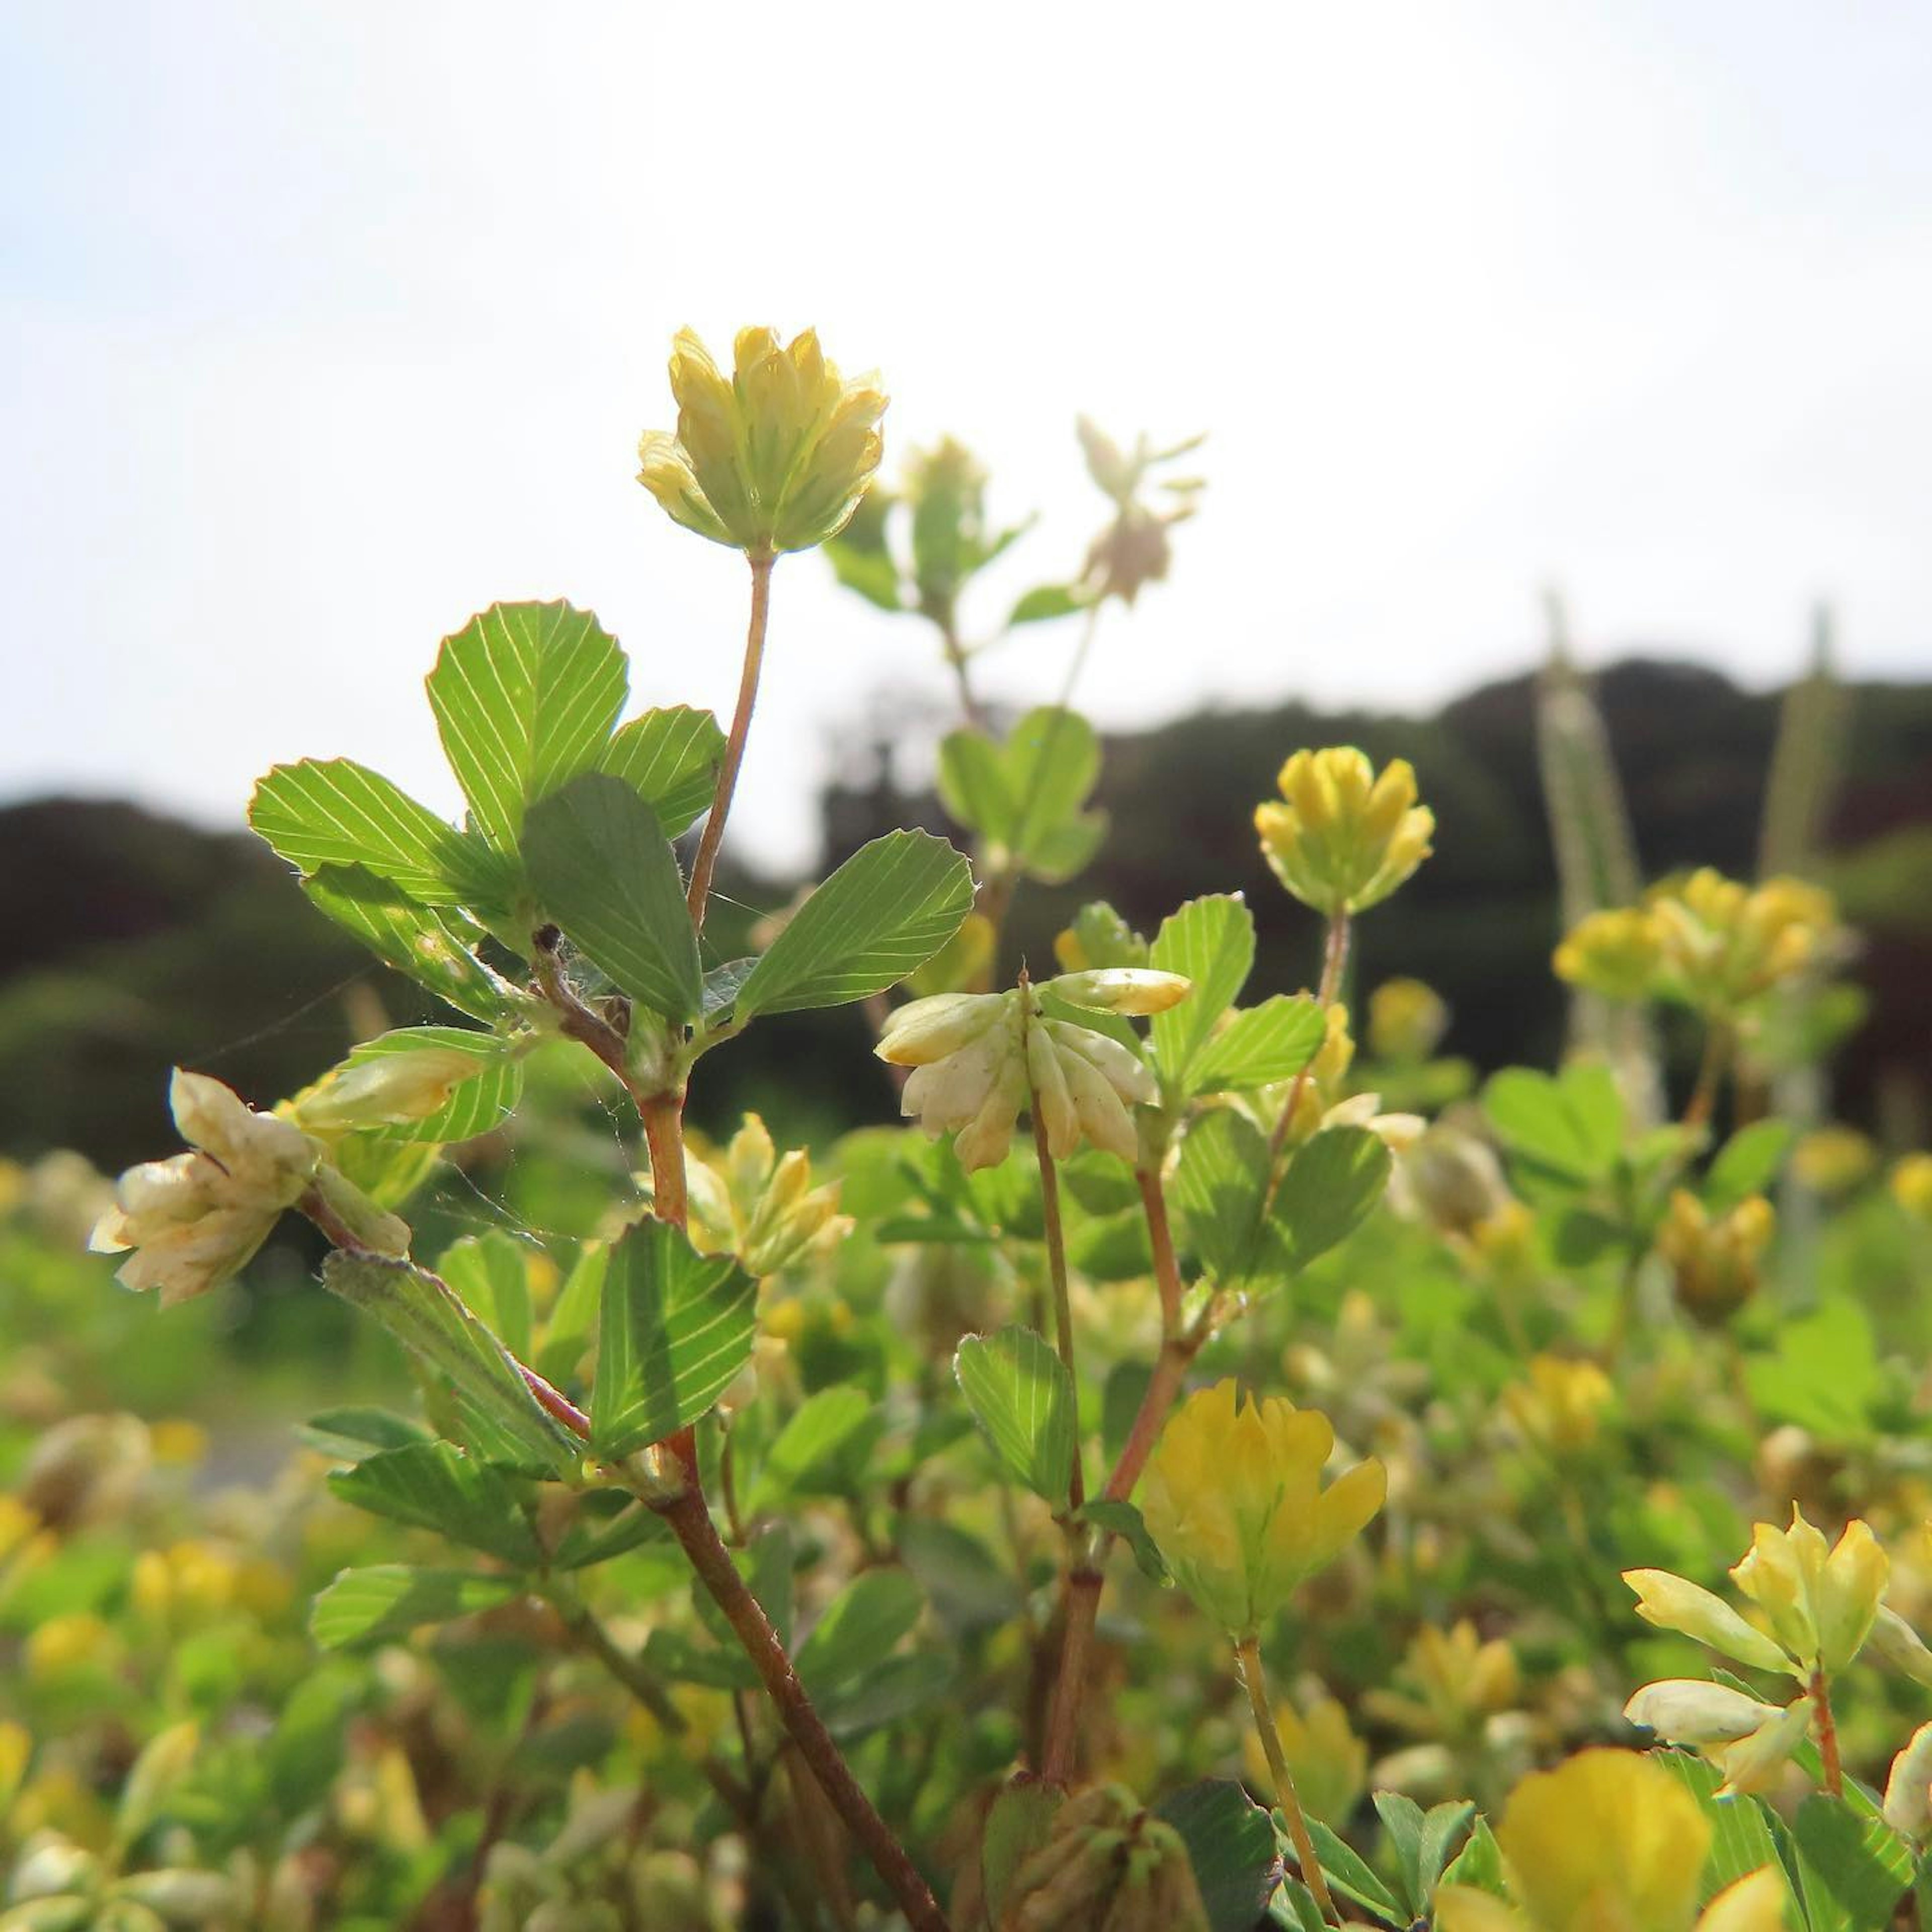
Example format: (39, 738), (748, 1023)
(4, 657), (1928, 1171)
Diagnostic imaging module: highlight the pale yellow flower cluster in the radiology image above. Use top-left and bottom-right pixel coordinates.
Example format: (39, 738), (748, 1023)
(1140, 1379), (1384, 1639)
(637, 327), (887, 555)
(1254, 748), (1434, 919)
(1656, 1189), (1775, 1326)
(681, 1114), (851, 1277)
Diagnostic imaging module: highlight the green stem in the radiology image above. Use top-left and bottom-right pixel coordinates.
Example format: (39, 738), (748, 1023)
(1682, 1020), (1731, 1135)
(1238, 1635), (1338, 1923)
(687, 548), (775, 936)
(1028, 1099), (1083, 1513)
(1267, 908), (1352, 1181)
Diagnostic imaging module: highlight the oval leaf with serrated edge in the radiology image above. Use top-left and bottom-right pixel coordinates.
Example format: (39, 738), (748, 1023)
(1151, 895), (1256, 1093)
(250, 758), (505, 906)
(734, 830), (973, 1020)
(310, 1565), (518, 1650)
(1189, 994), (1326, 1093)
(1273, 1126), (1391, 1268)
(304, 865), (515, 1023)
(953, 1325), (1076, 1509)
(426, 600), (627, 851)
(522, 774), (702, 1023)
(321, 1252), (581, 1476)
(1155, 1780), (1282, 1932)
(590, 1220), (757, 1459)
(601, 705), (726, 840)
(795, 1568), (924, 1696)
(328, 1441), (539, 1566)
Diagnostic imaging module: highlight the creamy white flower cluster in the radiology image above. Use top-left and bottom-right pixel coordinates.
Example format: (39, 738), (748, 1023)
(90, 1071), (321, 1307)
(877, 969), (1189, 1173)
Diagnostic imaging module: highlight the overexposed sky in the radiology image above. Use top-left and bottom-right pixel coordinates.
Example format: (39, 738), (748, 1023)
(4, 2), (1929, 871)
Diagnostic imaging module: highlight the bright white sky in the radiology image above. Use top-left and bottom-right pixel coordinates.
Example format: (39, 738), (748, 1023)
(4, 2), (1928, 871)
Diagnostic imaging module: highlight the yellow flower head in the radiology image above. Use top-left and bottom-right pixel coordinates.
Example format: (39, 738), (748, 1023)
(679, 1114), (852, 1277)
(1254, 748), (1434, 918)
(1504, 1354), (1614, 1455)
(1364, 1619), (1520, 1740)
(1553, 907), (1665, 1002)
(1657, 1190), (1775, 1327)
(1731, 1506), (1889, 1674)
(1140, 1379), (1384, 1638)
(637, 326), (887, 555)
(1889, 1152), (1932, 1226)
(1650, 870), (1839, 1014)
(1367, 976), (1450, 1063)
(1790, 1126), (1877, 1198)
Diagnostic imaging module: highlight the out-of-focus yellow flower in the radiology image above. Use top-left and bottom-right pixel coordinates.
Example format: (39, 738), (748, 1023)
(1254, 748), (1434, 918)
(1791, 1125), (1877, 1197)
(1241, 1689), (1367, 1824)
(146, 1419), (209, 1468)
(1368, 977), (1450, 1062)
(1365, 1620), (1519, 1741)
(1053, 901), (1149, 975)
(1623, 1680), (1811, 1795)
(25, 1612), (120, 1682)
(1273, 1004), (1357, 1147)
(1888, 1153), (1932, 1225)
(0, 1721), (29, 1818)
(1504, 1355), (1614, 1455)
(0, 1495), (41, 1567)
(637, 327), (887, 555)
(677, 1114), (852, 1277)
(1657, 1189), (1774, 1327)
(1141, 1380), (1384, 1639)
(1437, 1749), (1787, 1932)
(1553, 907), (1665, 1001)
(132, 1540), (245, 1628)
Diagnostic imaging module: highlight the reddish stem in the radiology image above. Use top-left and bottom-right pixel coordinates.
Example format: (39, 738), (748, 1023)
(687, 550), (774, 935)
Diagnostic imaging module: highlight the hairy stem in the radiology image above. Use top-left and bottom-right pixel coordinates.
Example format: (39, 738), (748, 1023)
(654, 1482), (948, 1931)
(1039, 1561), (1102, 1787)
(641, 1093), (689, 1231)
(1267, 907), (1353, 1179)
(1238, 1634), (1337, 1923)
(688, 548), (775, 935)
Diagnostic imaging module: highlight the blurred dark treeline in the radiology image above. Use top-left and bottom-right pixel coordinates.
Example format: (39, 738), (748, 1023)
(4, 657), (1928, 1175)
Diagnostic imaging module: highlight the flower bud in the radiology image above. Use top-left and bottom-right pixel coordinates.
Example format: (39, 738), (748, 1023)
(1658, 1190), (1774, 1327)
(1254, 748), (1434, 918)
(1044, 968), (1192, 1016)
(1140, 1380), (1383, 1639)
(998, 1785), (1208, 1932)
(637, 327), (887, 555)
(293, 1046), (485, 1133)
(1503, 1355), (1613, 1455)
(1367, 976), (1449, 1062)
(1623, 1569), (1791, 1674)
(1790, 1125), (1876, 1198)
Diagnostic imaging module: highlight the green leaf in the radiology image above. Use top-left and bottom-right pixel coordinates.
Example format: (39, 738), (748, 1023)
(298, 1406), (433, 1461)
(1274, 1126), (1391, 1268)
(1156, 1780), (1282, 1932)
(746, 1387), (874, 1514)
(309, 1565), (518, 1650)
(1171, 1109), (1286, 1285)
(328, 1026), (523, 1146)
(321, 1252), (582, 1477)
(1190, 995), (1327, 1093)
(1008, 583), (1086, 626)
(1419, 1801), (1477, 1901)
(896, 1519), (1016, 1636)
(1302, 1817), (1403, 1924)
(825, 535), (906, 612)
(1082, 1499), (1170, 1583)
(818, 1652), (952, 1739)
(733, 830), (973, 1020)
(250, 758), (503, 905)
(693, 1523), (794, 1654)
(982, 1783), (1065, 1923)
(1794, 1791), (1914, 1932)
(1151, 895), (1256, 1094)
(437, 1231), (536, 1360)
(426, 600), (628, 851)
(1746, 1298), (1884, 1442)
(1482, 1064), (1622, 1180)
(1657, 1750), (1791, 1905)
(937, 729), (1015, 843)
(327, 1441), (539, 1566)
(304, 864), (514, 1023)
(953, 1325), (1078, 1509)
(937, 708), (1104, 881)
(600, 705), (726, 840)
(522, 774), (702, 1023)
(795, 1568), (924, 1696)
(1374, 1791), (1427, 1917)
(1707, 1119), (1795, 1213)
(550, 1492), (671, 1571)
(1440, 1816), (1507, 1898)
(589, 1219), (757, 1458)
